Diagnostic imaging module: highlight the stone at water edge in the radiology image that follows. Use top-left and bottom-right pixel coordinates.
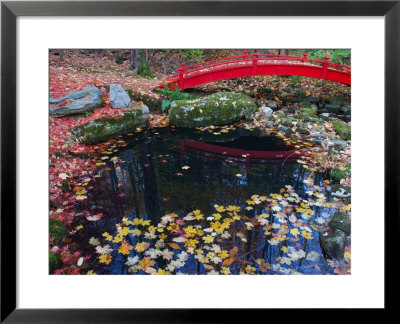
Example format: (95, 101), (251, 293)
(330, 95), (348, 106)
(325, 104), (341, 114)
(49, 86), (103, 117)
(329, 212), (351, 235)
(319, 229), (347, 259)
(169, 92), (258, 127)
(267, 101), (278, 110)
(71, 106), (149, 145)
(320, 113), (330, 120)
(261, 106), (273, 118)
(109, 84), (131, 109)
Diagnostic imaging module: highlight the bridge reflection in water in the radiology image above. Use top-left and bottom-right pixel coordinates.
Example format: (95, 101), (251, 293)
(179, 138), (301, 167)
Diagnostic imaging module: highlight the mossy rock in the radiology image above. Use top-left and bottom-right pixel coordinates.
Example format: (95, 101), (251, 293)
(280, 117), (296, 127)
(169, 92), (258, 127)
(331, 95), (348, 105)
(49, 218), (66, 244)
(300, 107), (317, 117)
(277, 125), (293, 135)
(332, 121), (351, 140)
(319, 229), (347, 259)
(127, 90), (162, 111)
(262, 87), (272, 93)
(329, 212), (351, 235)
(49, 252), (59, 272)
(303, 96), (319, 103)
(325, 104), (341, 114)
(72, 108), (149, 145)
(296, 127), (310, 135)
(330, 168), (347, 180)
(274, 111), (286, 119)
(332, 184), (351, 194)
(295, 89), (306, 98)
(286, 106), (296, 114)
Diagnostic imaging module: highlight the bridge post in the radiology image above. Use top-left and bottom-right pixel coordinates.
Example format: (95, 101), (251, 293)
(322, 56), (330, 78)
(243, 50), (248, 60)
(252, 53), (258, 75)
(302, 53), (308, 63)
(178, 63), (185, 89)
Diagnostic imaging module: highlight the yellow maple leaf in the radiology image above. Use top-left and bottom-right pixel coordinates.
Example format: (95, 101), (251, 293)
(218, 250), (229, 259)
(135, 242), (150, 252)
(118, 242), (133, 255)
(102, 232), (113, 241)
(98, 254), (112, 265)
(202, 235), (214, 244)
(140, 257), (155, 269)
(290, 228), (300, 236)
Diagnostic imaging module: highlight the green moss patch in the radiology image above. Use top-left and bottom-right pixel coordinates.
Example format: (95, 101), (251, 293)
(50, 218), (66, 244)
(128, 90), (162, 111)
(72, 108), (149, 145)
(49, 252), (59, 272)
(330, 168), (347, 181)
(169, 92), (258, 127)
(332, 121), (351, 140)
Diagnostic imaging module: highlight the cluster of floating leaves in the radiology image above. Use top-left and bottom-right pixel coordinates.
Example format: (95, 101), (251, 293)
(84, 182), (350, 275)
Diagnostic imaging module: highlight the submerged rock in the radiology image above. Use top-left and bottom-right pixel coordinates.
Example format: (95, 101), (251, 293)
(329, 212), (351, 235)
(169, 92), (258, 127)
(319, 229), (347, 259)
(49, 86), (103, 117)
(109, 84), (131, 108)
(72, 106), (149, 145)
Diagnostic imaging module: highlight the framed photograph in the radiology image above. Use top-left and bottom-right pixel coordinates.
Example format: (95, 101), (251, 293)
(1, 0), (398, 321)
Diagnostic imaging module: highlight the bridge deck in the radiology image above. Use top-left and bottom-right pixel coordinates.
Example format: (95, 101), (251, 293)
(154, 52), (351, 90)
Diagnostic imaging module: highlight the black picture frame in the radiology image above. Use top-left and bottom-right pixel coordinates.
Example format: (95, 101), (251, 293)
(1, 0), (398, 322)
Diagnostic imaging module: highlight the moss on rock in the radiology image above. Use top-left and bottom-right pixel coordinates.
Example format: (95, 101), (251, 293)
(72, 108), (149, 145)
(332, 121), (351, 141)
(300, 107), (318, 117)
(330, 168), (347, 180)
(50, 218), (66, 244)
(127, 90), (162, 111)
(169, 92), (258, 127)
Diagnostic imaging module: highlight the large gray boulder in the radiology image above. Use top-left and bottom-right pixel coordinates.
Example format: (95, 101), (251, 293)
(319, 229), (347, 259)
(49, 86), (103, 117)
(169, 92), (258, 127)
(109, 84), (131, 108)
(71, 106), (149, 145)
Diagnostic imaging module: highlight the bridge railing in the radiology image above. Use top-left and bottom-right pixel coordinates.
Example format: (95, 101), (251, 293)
(157, 50), (351, 89)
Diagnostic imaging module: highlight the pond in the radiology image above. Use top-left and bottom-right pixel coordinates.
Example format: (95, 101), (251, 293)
(72, 125), (342, 275)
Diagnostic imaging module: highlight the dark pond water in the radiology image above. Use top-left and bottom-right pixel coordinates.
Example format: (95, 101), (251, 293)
(73, 126), (340, 275)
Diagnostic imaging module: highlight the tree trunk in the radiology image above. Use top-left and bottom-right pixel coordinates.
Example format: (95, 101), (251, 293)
(129, 49), (153, 77)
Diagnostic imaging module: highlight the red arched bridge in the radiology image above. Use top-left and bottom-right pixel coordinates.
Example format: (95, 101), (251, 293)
(154, 51), (351, 90)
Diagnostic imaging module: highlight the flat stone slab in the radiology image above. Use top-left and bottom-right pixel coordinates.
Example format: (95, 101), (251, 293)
(49, 86), (103, 117)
